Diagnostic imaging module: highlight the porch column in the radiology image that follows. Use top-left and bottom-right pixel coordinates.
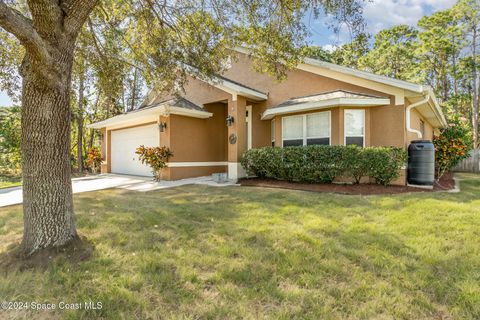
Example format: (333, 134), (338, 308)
(100, 127), (109, 174)
(227, 95), (247, 180)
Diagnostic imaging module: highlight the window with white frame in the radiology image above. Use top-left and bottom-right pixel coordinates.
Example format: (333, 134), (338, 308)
(344, 109), (365, 147)
(271, 119), (276, 146)
(306, 112), (330, 145)
(282, 112), (330, 147)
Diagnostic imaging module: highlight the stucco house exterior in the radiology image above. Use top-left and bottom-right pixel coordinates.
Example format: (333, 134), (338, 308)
(88, 47), (447, 184)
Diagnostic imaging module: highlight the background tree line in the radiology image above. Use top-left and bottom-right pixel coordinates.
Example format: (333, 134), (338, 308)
(2, 0), (360, 175)
(305, 0), (480, 148)
(1, 0), (478, 175)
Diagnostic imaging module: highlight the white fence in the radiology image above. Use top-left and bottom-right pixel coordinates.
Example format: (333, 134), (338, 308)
(453, 149), (480, 173)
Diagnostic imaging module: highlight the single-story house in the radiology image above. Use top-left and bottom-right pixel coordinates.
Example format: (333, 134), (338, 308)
(88, 47), (446, 184)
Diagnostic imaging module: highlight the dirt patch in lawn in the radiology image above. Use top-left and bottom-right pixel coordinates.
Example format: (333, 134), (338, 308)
(0, 235), (94, 272)
(239, 172), (456, 195)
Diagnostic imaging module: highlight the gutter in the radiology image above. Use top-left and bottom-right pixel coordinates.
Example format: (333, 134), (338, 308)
(406, 94), (429, 139)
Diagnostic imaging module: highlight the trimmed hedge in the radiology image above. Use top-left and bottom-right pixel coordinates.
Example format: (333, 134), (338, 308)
(241, 145), (407, 186)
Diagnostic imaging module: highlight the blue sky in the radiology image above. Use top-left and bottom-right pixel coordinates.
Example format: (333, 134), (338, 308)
(0, 0), (457, 107)
(305, 0), (457, 49)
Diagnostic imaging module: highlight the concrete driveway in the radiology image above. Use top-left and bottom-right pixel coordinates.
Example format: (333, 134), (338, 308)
(0, 174), (236, 208)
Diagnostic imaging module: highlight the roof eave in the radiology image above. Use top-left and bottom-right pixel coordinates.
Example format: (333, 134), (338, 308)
(233, 46), (425, 94)
(261, 98), (390, 120)
(425, 87), (447, 127)
(302, 58), (425, 94)
(212, 79), (268, 101)
(87, 105), (212, 129)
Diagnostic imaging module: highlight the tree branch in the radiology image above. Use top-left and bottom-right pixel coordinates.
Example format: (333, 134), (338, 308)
(26, 0), (63, 41)
(63, 0), (99, 37)
(0, 1), (52, 65)
(87, 18), (145, 71)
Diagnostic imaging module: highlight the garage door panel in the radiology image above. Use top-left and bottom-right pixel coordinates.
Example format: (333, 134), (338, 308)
(111, 124), (159, 177)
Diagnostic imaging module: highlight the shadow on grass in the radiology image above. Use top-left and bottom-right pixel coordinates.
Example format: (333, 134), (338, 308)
(0, 235), (94, 272)
(0, 177), (479, 318)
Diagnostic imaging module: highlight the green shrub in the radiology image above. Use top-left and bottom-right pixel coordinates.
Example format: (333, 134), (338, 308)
(241, 145), (407, 185)
(342, 146), (369, 184)
(136, 145), (173, 181)
(433, 120), (472, 179)
(240, 147), (283, 179)
(363, 147), (407, 186)
(302, 145), (346, 183)
(0, 106), (21, 171)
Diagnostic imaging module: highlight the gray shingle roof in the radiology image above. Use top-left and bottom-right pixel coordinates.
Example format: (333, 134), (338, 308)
(272, 90), (388, 109)
(136, 97), (203, 113)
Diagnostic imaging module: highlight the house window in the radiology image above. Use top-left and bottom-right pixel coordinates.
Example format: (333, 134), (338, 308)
(420, 120), (425, 138)
(306, 112), (330, 145)
(282, 115), (303, 146)
(271, 119), (276, 146)
(345, 109), (365, 147)
(282, 111), (331, 147)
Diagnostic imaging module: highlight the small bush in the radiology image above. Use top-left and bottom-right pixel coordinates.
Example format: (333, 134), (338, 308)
(86, 147), (102, 173)
(135, 146), (173, 181)
(342, 146), (368, 184)
(241, 145), (407, 185)
(433, 121), (472, 179)
(363, 147), (407, 186)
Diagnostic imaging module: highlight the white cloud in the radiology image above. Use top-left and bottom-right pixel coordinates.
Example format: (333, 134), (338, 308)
(363, 0), (457, 34)
(417, 0), (458, 11)
(322, 44), (338, 53)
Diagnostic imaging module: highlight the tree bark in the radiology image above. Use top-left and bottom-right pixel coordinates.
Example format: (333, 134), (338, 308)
(0, 0), (99, 255)
(473, 26), (478, 149)
(20, 48), (77, 254)
(77, 74), (85, 173)
(130, 67), (138, 111)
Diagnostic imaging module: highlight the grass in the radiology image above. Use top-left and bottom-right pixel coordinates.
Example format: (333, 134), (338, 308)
(0, 172), (21, 189)
(0, 173), (480, 319)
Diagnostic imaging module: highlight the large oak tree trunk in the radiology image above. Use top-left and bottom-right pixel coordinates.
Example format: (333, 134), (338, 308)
(0, 0), (98, 256)
(20, 50), (77, 254)
(77, 74), (85, 173)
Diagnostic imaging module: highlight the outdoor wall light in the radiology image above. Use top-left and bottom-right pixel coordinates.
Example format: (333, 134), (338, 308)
(159, 122), (168, 132)
(226, 115), (235, 126)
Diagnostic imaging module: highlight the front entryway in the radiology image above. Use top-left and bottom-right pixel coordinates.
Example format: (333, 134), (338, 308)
(246, 105), (252, 150)
(110, 124), (159, 176)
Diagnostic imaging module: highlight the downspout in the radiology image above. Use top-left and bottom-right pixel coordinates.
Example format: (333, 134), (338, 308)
(406, 94), (429, 139)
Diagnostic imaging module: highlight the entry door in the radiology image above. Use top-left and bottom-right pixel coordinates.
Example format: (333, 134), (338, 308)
(110, 123), (160, 176)
(246, 105), (252, 150)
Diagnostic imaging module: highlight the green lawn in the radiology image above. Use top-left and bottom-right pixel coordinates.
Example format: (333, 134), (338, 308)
(0, 173), (21, 189)
(1, 174), (480, 319)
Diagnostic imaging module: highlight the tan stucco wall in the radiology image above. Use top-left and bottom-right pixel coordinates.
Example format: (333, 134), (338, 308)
(407, 108), (434, 143)
(100, 127), (108, 173)
(251, 101), (270, 148)
(223, 53), (392, 107)
(227, 96), (247, 162)
(169, 103), (228, 162)
(105, 51), (441, 184)
(148, 51), (417, 155)
(369, 105), (406, 148)
(106, 129), (111, 173)
(162, 166), (227, 180)
(152, 53), (392, 109)
(100, 128), (106, 159)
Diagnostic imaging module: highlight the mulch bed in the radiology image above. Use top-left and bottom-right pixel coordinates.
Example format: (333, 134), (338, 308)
(239, 172), (456, 195)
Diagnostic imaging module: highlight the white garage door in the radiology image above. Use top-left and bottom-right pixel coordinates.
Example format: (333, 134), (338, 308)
(111, 124), (160, 177)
